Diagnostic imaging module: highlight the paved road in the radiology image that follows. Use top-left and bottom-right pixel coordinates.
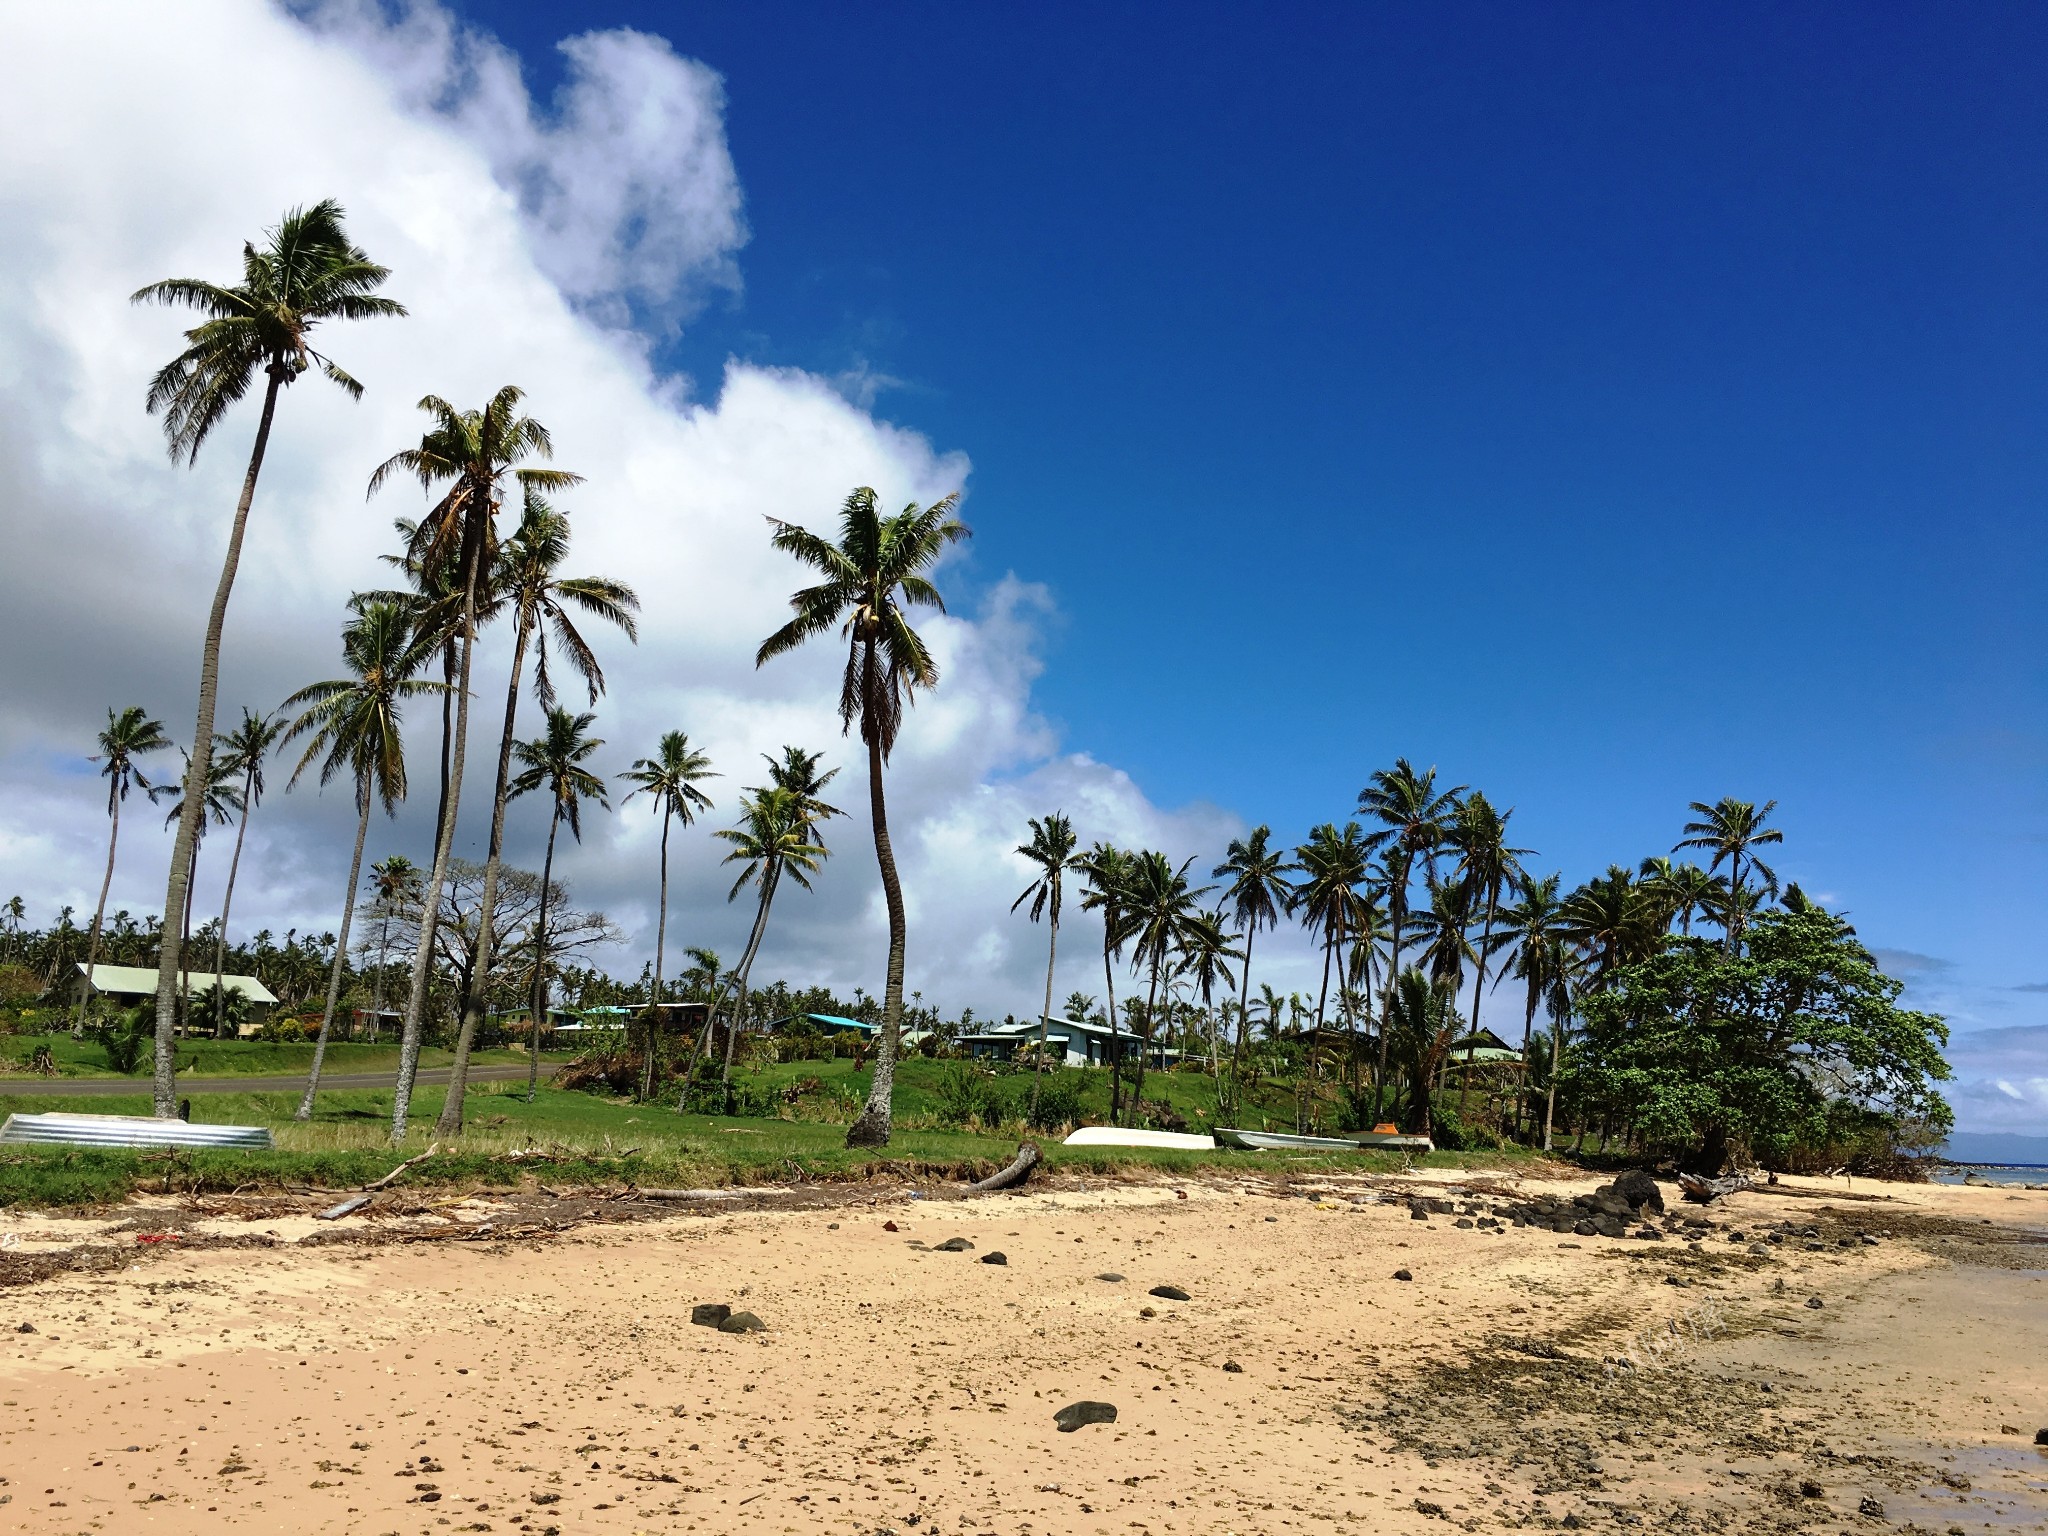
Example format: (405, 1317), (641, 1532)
(0, 1063), (558, 1097)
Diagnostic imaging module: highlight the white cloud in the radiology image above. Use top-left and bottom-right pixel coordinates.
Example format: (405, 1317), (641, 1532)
(0, 0), (1297, 1018)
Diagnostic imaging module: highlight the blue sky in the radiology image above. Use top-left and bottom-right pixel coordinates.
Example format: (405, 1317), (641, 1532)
(444, 2), (2048, 1131)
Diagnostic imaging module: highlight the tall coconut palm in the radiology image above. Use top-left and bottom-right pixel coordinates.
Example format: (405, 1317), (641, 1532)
(1174, 906), (1244, 1075)
(1012, 811), (1079, 1118)
(1077, 843), (1138, 1124)
(152, 750), (244, 1035)
(1292, 823), (1371, 1083)
(1674, 797), (1784, 950)
(281, 602), (444, 1119)
(1358, 759), (1464, 1114)
(508, 708), (608, 1101)
(1212, 826), (1296, 1092)
(755, 486), (969, 1148)
(208, 706), (288, 1022)
(618, 731), (717, 1101)
(761, 745), (845, 839)
(75, 708), (171, 1035)
(1384, 967), (1460, 1138)
(1497, 871), (1565, 1136)
(706, 786), (828, 1102)
(1537, 943), (1584, 1151)
(1444, 791), (1528, 1107)
(133, 199), (404, 1115)
(365, 854), (421, 1041)
(1122, 851), (1212, 1115)
(1560, 865), (1659, 986)
(1637, 855), (1720, 936)
(437, 492), (638, 1135)
(368, 387), (580, 1142)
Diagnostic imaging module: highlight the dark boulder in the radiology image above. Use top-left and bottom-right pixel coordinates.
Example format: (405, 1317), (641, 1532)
(689, 1304), (731, 1329)
(718, 1311), (766, 1333)
(1148, 1285), (1191, 1301)
(1054, 1400), (1118, 1432)
(1610, 1168), (1665, 1214)
(980, 1251), (1008, 1266)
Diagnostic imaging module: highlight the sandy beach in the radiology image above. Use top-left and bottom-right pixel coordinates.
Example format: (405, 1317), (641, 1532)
(3, 1165), (2044, 1535)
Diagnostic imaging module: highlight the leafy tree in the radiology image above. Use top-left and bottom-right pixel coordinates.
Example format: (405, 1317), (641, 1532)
(75, 707), (171, 1035)
(1012, 811), (1079, 1118)
(133, 199), (404, 1114)
(439, 490), (638, 1133)
(208, 706), (288, 1014)
(508, 708), (609, 1101)
(281, 601), (444, 1118)
(369, 385), (579, 1141)
(1576, 907), (1951, 1171)
(756, 486), (969, 1147)
(619, 730), (717, 1100)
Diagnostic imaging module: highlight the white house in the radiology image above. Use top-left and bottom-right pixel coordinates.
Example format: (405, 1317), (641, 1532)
(957, 1015), (1179, 1070)
(72, 963), (279, 1033)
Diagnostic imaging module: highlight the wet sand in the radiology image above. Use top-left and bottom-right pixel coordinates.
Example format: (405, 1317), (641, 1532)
(2, 1169), (2044, 1534)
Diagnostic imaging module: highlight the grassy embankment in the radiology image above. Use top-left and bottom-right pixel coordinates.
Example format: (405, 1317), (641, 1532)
(0, 1048), (1544, 1208)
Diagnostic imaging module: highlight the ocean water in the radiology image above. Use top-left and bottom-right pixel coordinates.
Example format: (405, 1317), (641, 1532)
(1933, 1165), (2048, 1187)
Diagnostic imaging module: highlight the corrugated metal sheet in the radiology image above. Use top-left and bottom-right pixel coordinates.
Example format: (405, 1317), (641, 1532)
(0, 1112), (273, 1150)
(73, 963), (280, 1005)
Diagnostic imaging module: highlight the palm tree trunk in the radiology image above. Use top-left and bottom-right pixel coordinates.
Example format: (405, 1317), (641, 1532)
(390, 511), (485, 1143)
(212, 767), (256, 1028)
(1542, 1024), (1563, 1152)
(638, 812), (672, 1103)
(298, 796), (371, 1120)
(526, 812), (561, 1102)
(721, 864), (781, 1097)
(1458, 888), (1499, 1115)
(1373, 902), (1404, 1121)
(1226, 922), (1256, 1123)
(1517, 981), (1539, 1141)
(1130, 952), (1162, 1118)
(679, 874), (775, 1111)
(75, 796), (121, 1037)
(369, 909), (392, 1043)
(436, 622), (532, 1136)
(1102, 928), (1124, 1126)
(1026, 903), (1060, 1119)
(179, 844), (199, 1038)
(845, 726), (907, 1149)
(151, 366), (282, 1116)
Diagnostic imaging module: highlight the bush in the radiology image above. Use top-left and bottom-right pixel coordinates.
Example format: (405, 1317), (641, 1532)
(1023, 1070), (1085, 1131)
(0, 963), (42, 1012)
(934, 1061), (1008, 1129)
(90, 1007), (151, 1074)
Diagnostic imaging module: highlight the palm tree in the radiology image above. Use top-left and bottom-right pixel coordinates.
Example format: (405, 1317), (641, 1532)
(1384, 967), (1459, 1139)
(1012, 811), (1080, 1118)
(368, 386), (580, 1141)
(1077, 843), (1138, 1124)
(705, 786), (828, 1102)
(755, 486), (970, 1148)
(1537, 942), (1584, 1151)
(1358, 759), (1464, 1115)
(1559, 865), (1660, 986)
(75, 708), (171, 1035)
(208, 706), (288, 1015)
(1175, 907), (1244, 1075)
(619, 731), (717, 1101)
(1213, 826), (1296, 1097)
(133, 200), (404, 1115)
(1122, 851), (1212, 1116)
(281, 602), (444, 1119)
(365, 854), (421, 1041)
(1497, 872), (1565, 1137)
(1444, 791), (1527, 1107)
(437, 491), (638, 1135)
(507, 708), (608, 1102)
(1637, 855), (1720, 936)
(1674, 797), (1785, 949)
(153, 750), (245, 1035)
(1292, 823), (1370, 1083)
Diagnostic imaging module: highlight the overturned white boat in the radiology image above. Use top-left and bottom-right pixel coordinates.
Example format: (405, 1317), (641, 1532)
(0, 1111), (273, 1150)
(1060, 1126), (1217, 1151)
(1216, 1127), (1434, 1153)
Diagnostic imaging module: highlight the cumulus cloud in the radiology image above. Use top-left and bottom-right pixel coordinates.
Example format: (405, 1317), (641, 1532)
(0, 0), (1282, 1018)
(293, 0), (747, 334)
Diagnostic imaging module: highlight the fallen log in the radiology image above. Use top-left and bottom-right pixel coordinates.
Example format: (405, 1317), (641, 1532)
(1678, 1171), (1755, 1204)
(969, 1141), (1041, 1193)
(314, 1194), (372, 1221)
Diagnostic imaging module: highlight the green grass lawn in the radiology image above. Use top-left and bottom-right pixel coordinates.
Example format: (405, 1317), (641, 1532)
(0, 1052), (1547, 1209)
(0, 1033), (530, 1079)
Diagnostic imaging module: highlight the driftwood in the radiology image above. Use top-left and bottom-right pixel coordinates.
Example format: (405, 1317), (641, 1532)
(969, 1141), (1041, 1193)
(362, 1142), (442, 1193)
(1678, 1171), (1755, 1204)
(314, 1194), (372, 1221)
